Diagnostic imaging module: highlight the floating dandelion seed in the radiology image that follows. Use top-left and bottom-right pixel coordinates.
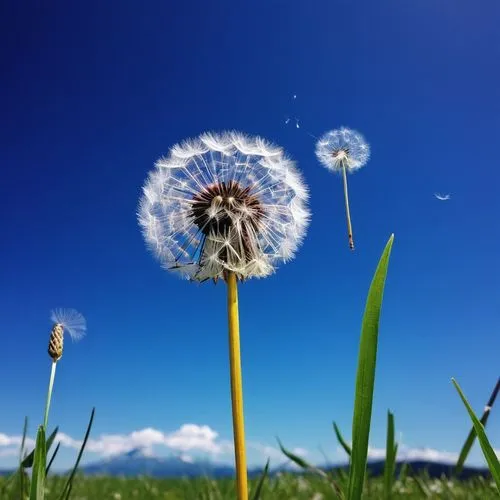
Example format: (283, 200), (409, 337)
(434, 193), (451, 201)
(138, 131), (310, 499)
(315, 127), (370, 250)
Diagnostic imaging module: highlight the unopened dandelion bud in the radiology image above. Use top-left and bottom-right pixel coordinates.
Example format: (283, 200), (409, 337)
(48, 323), (64, 361)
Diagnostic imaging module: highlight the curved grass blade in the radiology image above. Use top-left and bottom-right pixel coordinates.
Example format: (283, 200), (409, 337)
(383, 411), (397, 499)
(250, 458), (270, 500)
(57, 407), (95, 500)
(278, 439), (344, 499)
(333, 422), (352, 458)
(46, 442), (61, 475)
(452, 378), (500, 489)
(23, 426), (59, 468)
(455, 377), (500, 476)
(347, 234), (394, 500)
(29, 425), (47, 500)
(278, 438), (323, 474)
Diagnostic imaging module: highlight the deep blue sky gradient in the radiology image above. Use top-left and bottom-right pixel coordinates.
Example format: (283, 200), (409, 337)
(1, 0), (499, 468)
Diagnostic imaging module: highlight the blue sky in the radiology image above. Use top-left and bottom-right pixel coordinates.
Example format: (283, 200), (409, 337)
(1, 0), (499, 470)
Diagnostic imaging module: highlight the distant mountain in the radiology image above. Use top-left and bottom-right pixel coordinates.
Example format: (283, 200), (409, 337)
(79, 448), (244, 478)
(78, 449), (491, 480)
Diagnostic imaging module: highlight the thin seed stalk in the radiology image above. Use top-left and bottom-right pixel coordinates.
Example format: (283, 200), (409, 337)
(226, 271), (248, 499)
(341, 161), (355, 251)
(43, 361), (57, 430)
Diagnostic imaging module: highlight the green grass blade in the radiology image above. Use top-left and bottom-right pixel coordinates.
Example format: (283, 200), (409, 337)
(250, 458), (270, 500)
(58, 407), (95, 500)
(277, 438), (323, 473)
(455, 377), (500, 476)
(278, 439), (344, 498)
(19, 416), (28, 498)
(29, 425), (47, 500)
(22, 426), (59, 469)
(383, 411), (397, 499)
(46, 442), (61, 475)
(347, 234), (394, 500)
(333, 422), (352, 457)
(398, 461), (408, 482)
(452, 378), (500, 489)
(413, 475), (431, 497)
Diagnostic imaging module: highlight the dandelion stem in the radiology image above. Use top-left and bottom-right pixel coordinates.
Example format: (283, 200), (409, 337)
(226, 271), (248, 499)
(341, 161), (355, 250)
(43, 361), (57, 430)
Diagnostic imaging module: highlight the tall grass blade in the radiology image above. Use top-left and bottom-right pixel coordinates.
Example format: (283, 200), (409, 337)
(23, 427), (59, 468)
(46, 442), (61, 475)
(455, 377), (500, 476)
(452, 378), (500, 489)
(347, 234), (394, 500)
(250, 458), (270, 500)
(57, 407), (95, 500)
(398, 461), (408, 482)
(0, 418), (29, 498)
(19, 416), (28, 498)
(333, 422), (352, 457)
(29, 425), (47, 500)
(383, 411), (397, 499)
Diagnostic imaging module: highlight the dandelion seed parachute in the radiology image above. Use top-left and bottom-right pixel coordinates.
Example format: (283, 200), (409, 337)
(50, 308), (87, 340)
(315, 127), (370, 173)
(138, 131), (310, 282)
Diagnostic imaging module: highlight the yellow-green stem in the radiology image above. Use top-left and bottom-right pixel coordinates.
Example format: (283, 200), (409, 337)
(341, 162), (355, 250)
(43, 361), (57, 430)
(226, 271), (248, 499)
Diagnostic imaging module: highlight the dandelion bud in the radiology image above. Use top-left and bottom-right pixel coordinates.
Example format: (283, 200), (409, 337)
(48, 323), (64, 361)
(47, 308), (87, 361)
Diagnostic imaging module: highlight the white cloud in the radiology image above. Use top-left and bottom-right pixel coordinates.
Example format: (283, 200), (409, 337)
(336, 442), (459, 465)
(292, 447), (309, 457)
(0, 425), (237, 460)
(364, 445), (458, 463)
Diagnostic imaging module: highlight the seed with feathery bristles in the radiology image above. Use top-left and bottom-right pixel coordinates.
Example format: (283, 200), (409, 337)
(47, 309), (86, 361)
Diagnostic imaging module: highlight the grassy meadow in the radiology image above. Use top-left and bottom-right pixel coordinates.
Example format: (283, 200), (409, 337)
(1, 471), (499, 499)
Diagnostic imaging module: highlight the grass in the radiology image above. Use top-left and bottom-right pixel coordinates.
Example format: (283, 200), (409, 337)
(1, 473), (499, 499)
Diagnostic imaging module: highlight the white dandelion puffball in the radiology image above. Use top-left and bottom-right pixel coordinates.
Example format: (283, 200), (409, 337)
(315, 127), (370, 173)
(50, 308), (87, 340)
(138, 131), (310, 282)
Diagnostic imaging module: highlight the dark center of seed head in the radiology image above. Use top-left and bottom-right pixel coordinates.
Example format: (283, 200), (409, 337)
(190, 180), (263, 236)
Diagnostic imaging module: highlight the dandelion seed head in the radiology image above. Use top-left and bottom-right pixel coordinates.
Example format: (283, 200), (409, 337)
(50, 308), (87, 341)
(138, 131), (310, 282)
(315, 127), (370, 173)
